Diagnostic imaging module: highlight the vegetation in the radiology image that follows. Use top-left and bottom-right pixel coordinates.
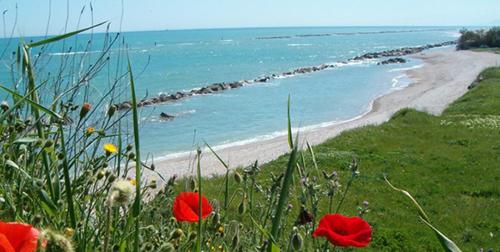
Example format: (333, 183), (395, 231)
(457, 27), (500, 50)
(1, 24), (499, 251)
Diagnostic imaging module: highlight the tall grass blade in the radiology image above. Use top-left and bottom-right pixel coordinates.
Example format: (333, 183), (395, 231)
(57, 125), (77, 229)
(204, 142), (230, 210)
(287, 95), (293, 149)
(0, 84), (62, 120)
(26, 21), (106, 48)
(268, 98), (299, 251)
(127, 55), (142, 252)
(385, 176), (462, 252)
(196, 149), (203, 252)
(419, 217), (463, 252)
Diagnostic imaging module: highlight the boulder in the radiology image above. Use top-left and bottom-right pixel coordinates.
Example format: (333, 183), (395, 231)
(160, 112), (175, 121)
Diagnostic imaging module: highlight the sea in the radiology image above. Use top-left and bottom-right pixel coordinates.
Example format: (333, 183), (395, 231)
(0, 26), (463, 158)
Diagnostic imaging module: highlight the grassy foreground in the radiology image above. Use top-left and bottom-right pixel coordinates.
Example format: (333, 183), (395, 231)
(195, 67), (500, 251)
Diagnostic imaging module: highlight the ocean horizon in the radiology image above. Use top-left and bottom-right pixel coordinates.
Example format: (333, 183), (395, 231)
(0, 26), (463, 158)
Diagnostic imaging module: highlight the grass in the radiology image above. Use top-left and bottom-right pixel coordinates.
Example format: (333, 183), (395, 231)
(472, 47), (500, 54)
(195, 67), (500, 251)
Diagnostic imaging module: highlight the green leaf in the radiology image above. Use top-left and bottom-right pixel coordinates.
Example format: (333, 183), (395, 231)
(38, 189), (58, 215)
(287, 95), (293, 149)
(5, 159), (19, 169)
(385, 176), (462, 252)
(26, 21), (107, 48)
(205, 141), (229, 169)
(250, 216), (275, 243)
(384, 176), (429, 221)
(0, 85), (62, 120)
(420, 217), (462, 252)
(5, 160), (33, 180)
(13, 137), (39, 144)
(271, 243), (281, 252)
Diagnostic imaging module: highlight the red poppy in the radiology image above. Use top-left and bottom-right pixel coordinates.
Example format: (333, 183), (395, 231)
(173, 192), (213, 222)
(0, 221), (40, 252)
(313, 214), (371, 247)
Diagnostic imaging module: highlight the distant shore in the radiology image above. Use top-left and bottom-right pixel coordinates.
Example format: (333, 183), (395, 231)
(147, 49), (500, 180)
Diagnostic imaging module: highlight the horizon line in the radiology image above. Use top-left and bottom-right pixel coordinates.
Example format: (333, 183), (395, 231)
(2, 24), (496, 39)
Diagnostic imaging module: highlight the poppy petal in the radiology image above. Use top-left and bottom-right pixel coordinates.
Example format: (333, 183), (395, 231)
(0, 234), (15, 252)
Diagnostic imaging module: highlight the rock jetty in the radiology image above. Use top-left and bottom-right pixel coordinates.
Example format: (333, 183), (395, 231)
(115, 41), (456, 111)
(377, 58), (407, 65)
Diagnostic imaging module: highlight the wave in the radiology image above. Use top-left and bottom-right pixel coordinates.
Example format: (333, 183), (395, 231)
(256, 28), (454, 40)
(49, 50), (101, 56)
(287, 43), (313, 47)
(388, 64), (424, 72)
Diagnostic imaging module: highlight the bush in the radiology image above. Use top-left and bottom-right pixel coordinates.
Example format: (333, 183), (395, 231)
(457, 27), (500, 50)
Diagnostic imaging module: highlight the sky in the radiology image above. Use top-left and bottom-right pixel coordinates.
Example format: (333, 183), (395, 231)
(1, 0), (500, 37)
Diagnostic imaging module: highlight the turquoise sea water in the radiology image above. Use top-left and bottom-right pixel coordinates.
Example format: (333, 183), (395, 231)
(0, 27), (461, 157)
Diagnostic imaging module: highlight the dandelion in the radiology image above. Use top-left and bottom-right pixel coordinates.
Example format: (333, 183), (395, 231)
(103, 143), (118, 155)
(107, 180), (134, 206)
(127, 177), (137, 186)
(85, 127), (94, 135)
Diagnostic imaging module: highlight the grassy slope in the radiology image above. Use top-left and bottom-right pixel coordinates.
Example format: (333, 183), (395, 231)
(197, 67), (500, 251)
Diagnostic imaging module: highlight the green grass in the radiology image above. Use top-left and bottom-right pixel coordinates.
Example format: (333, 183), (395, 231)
(472, 47), (500, 54)
(197, 67), (500, 251)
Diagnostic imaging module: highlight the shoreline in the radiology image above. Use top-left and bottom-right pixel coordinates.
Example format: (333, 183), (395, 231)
(146, 49), (500, 180)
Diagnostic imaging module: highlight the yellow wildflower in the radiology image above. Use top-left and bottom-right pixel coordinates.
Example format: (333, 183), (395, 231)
(103, 143), (118, 155)
(128, 177), (137, 186)
(86, 127), (94, 135)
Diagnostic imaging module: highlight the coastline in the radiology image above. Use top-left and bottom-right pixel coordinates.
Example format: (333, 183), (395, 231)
(147, 49), (500, 180)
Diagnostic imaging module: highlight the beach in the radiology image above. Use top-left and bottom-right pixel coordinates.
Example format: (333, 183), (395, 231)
(149, 49), (500, 179)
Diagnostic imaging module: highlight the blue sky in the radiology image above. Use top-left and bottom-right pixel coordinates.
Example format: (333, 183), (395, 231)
(1, 0), (500, 37)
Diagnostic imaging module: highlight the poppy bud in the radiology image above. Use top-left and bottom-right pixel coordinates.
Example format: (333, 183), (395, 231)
(188, 231), (197, 241)
(97, 170), (105, 180)
(238, 199), (246, 214)
(234, 172), (242, 184)
(126, 144), (133, 151)
(141, 242), (154, 251)
(158, 242), (175, 252)
(291, 228), (303, 250)
(231, 234), (239, 249)
(80, 103), (91, 118)
(0, 101), (9, 111)
(107, 105), (117, 118)
(212, 212), (220, 225)
(189, 177), (197, 191)
(169, 228), (184, 240)
(108, 174), (116, 183)
(149, 179), (157, 189)
(128, 152), (135, 160)
(44, 140), (54, 149)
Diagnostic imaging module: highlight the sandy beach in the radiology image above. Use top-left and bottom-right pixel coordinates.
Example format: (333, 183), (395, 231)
(148, 49), (500, 180)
